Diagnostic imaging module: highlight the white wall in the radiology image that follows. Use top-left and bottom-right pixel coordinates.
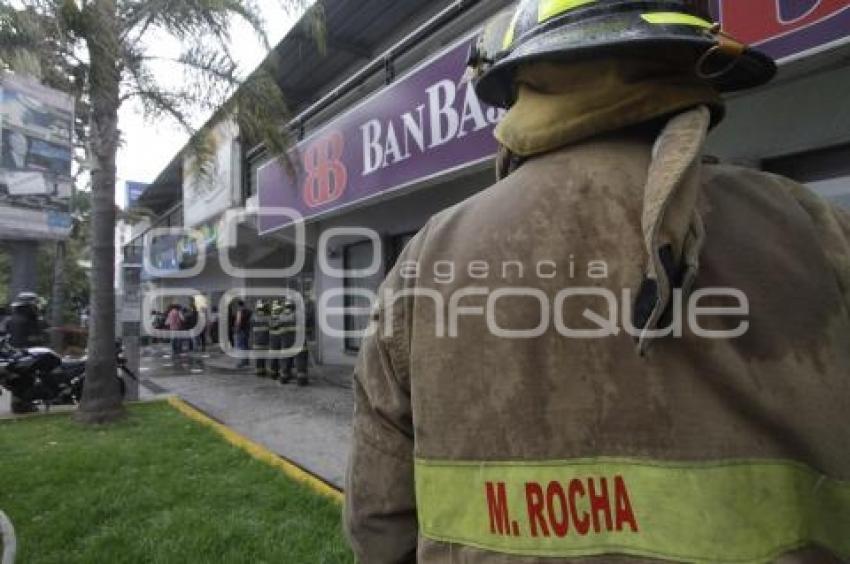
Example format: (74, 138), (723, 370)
(183, 119), (241, 229)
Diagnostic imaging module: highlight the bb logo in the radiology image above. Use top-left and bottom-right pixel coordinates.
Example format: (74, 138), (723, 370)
(778, 0), (827, 21)
(716, 0), (850, 45)
(303, 131), (348, 208)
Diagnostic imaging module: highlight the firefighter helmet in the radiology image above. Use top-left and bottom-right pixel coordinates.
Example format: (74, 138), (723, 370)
(471, 0), (777, 108)
(10, 292), (42, 311)
(466, 7), (517, 84)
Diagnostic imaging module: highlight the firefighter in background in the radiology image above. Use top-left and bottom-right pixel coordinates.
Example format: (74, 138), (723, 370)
(7, 292), (47, 413)
(345, 1), (850, 562)
(268, 300), (285, 380)
(8, 292), (47, 349)
(277, 299), (309, 386)
(251, 299), (271, 377)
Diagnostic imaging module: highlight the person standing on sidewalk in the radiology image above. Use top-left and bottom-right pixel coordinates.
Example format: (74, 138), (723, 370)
(208, 306), (220, 348)
(251, 300), (271, 377)
(164, 304), (183, 359)
(277, 299), (308, 386)
(193, 302), (207, 353)
(151, 310), (166, 344)
(182, 304), (198, 353)
(268, 301), (284, 380)
(234, 300), (252, 368)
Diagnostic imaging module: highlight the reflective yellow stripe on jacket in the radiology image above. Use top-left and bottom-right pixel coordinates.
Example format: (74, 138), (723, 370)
(414, 458), (850, 562)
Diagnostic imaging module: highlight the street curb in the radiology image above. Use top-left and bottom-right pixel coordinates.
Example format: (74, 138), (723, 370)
(0, 398), (164, 423)
(0, 407), (75, 422)
(165, 396), (344, 505)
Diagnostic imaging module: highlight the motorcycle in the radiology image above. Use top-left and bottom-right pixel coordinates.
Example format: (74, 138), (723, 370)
(0, 337), (134, 412)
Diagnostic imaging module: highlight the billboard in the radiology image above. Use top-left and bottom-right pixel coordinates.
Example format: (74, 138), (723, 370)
(1, 127), (72, 175)
(257, 35), (503, 234)
(0, 205), (72, 241)
(0, 73), (75, 215)
(714, 0), (850, 61)
(126, 181), (148, 208)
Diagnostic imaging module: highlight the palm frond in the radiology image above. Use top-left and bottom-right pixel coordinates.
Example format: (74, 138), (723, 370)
(121, 0), (268, 46)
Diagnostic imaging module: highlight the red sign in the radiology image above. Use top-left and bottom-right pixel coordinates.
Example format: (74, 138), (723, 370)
(714, 0), (850, 60)
(301, 131), (348, 208)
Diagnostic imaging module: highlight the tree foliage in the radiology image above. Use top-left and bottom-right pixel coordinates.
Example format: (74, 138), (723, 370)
(0, 2), (90, 156)
(0, 0), (321, 423)
(2, 0), (315, 176)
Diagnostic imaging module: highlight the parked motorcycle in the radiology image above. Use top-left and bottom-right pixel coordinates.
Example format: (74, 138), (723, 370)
(0, 337), (134, 412)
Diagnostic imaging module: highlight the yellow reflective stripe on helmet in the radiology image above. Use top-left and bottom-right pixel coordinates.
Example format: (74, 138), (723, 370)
(538, 0), (596, 23)
(641, 12), (713, 28)
(415, 458), (850, 562)
(502, 10), (521, 50)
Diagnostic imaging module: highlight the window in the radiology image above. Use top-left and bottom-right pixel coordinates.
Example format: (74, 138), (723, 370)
(343, 239), (384, 353)
(387, 232), (416, 272)
(763, 143), (850, 207)
(168, 207), (183, 228)
(123, 241), (143, 265)
(245, 150), (270, 202)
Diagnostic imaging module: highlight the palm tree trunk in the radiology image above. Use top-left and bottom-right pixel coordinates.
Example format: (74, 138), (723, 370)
(76, 0), (124, 423)
(50, 241), (66, 352)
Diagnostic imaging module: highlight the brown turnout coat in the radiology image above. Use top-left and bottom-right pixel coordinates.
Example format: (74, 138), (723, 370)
(344, 110), (850, 563)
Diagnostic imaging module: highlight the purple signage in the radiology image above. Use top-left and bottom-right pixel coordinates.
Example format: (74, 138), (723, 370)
(257, 36), (503, 234)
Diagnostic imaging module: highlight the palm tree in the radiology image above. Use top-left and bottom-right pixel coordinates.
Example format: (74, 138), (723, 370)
(1, 0), (317, 423)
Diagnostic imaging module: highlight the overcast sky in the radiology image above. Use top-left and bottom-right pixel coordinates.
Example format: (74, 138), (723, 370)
(115, 4), (305, 205)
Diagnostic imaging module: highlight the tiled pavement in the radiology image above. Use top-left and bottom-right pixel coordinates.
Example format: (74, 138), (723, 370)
(140, 345), (354, 489)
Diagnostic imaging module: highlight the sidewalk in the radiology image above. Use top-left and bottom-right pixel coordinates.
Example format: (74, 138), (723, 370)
(140, 344), (354, 489)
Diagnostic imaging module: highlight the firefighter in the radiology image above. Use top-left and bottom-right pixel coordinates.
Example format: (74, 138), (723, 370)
(7, 292), (46, 414)
(251, 299), (271, 377)
(277, 299), (309, 386)
(268, 300), (284, 380)
(345, 1), (850, 562)
(8, 292), (47, 349)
